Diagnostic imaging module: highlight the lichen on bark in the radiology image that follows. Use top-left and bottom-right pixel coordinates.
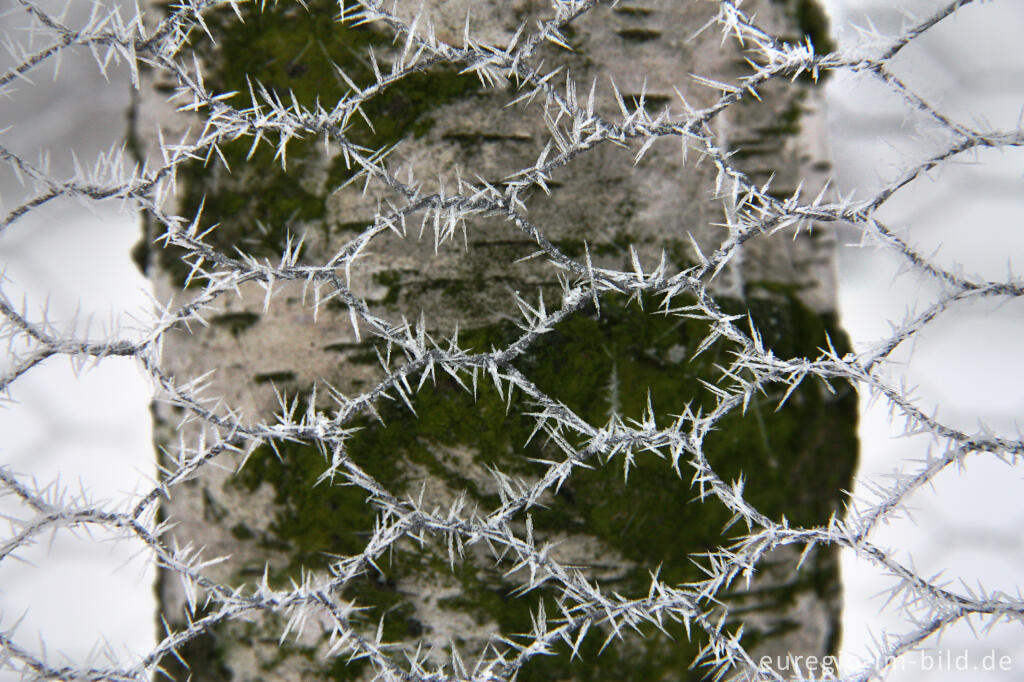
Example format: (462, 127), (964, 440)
(139, 1), (855, 679)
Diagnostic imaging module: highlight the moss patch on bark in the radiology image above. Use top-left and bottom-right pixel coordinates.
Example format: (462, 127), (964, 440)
(160, 0), (481, 288)
(223, 290), (856, 680)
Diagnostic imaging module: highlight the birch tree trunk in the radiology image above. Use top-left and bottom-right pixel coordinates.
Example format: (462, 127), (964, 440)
(135, 1), (855, 679)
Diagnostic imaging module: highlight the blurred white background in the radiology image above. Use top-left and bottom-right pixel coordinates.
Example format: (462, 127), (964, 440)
(0, 0), (156, 674)
(0, 0), (1021, 679)
(823, 0), (1024, 679)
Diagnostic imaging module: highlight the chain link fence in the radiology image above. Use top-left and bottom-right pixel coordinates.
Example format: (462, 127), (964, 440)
(1, 0), (1022, 680)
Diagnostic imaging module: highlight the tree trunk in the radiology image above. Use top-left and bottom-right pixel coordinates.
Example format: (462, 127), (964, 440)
(135, 1), (855, 679)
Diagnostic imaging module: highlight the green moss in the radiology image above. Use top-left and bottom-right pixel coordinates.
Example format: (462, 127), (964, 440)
(233, 439), (382, 569)
(222, 290), (854, 680)
(160, 0), (482, 288)
(372, 270), (403, 305)
(154, 1), (852, 677)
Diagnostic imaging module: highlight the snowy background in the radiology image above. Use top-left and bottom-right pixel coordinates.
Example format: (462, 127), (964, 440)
(0, 0), (156, 671)
(0, 0), (1022, 678)
(823, 1), (1024, 679)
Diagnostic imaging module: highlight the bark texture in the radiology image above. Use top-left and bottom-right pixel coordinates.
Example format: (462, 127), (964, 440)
(136, 1), (855, 679)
